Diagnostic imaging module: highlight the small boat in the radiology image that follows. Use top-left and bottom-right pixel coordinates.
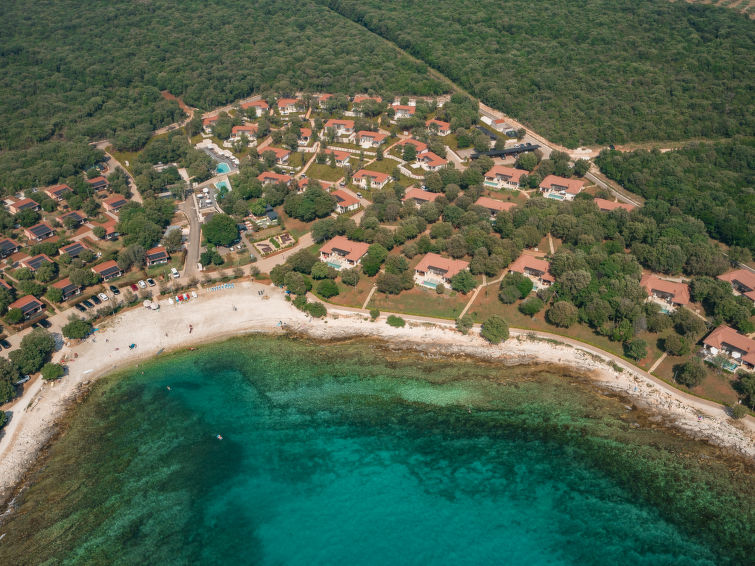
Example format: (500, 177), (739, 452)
(129, 343), (137, 350)
(216, 434), (223, 440)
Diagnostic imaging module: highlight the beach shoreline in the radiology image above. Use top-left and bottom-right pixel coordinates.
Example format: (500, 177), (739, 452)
(1, 280), (753, 507)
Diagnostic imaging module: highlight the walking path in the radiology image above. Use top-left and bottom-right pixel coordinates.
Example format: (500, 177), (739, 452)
(459, 275), (486, 318)
(649, 352), (667, 373)
(361, 285), (377, 309)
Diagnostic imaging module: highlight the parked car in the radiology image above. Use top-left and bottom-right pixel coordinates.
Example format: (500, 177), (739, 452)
(147, 278), (156, 287)
(138, 280), (147, 288)
(0, 339), (11, 349)
(98, 293), (109, 301)
(109, 285), (120, 295)
(38, 319), (52, 329)
(90, 295), (102, 305)
(171, 267), (180, 279)
(356, 192), (363, 198)
(82, 300), (94, 308)
(130, 284), (139, 292)
(14, 376), (30, 385)
(74, 303), (87, 312)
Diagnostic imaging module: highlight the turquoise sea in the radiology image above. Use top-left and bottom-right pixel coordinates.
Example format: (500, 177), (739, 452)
(0, 336), (752, 565)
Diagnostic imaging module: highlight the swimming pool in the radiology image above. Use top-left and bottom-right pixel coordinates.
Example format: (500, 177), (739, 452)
(546, 193), (565, 200)
(422, 281), (438, 289)
(216, 162), (231, 174)
(327, 262), (342, 269)
(215, 181), (229, 191)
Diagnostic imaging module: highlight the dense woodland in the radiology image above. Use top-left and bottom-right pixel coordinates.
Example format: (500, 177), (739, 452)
(595, 139), (755, 252)
(318, 0), (755, 147)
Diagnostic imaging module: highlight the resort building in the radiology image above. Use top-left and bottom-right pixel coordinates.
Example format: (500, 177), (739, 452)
(229, 124), (258, 144)
(24, 222), (54, 242)
(257, 171), (292, 186)
(319, 236), (369, 270)
(317, 94), (334, 108)
(357, 131), (387, 148)
(353, 95), (382, 105)
(0, 238), (20, 258)
(60, 210), (86, 227)
(297, 178), (334, 192)
(417, 151), (447, 172)
(299, 127), (312, 145)
(8, 197), (40, 214)
(59, 241), (91, 258)
(241, 99), (269, 116)
(703, 325), (755, 371)
(395, 138), (428, 155)
(92, 260), (122, 281)
(103, 194), (128, 213)
(640, 274), (690, 309)
(484, 166), (527, 191)
(99, 221), (120, 241)
(0, 279), (12, 291)
(277, 98), (302, 115)
(718, 269), (755, 304)
(86, 176), (109, 191)
(414, 253), (469, 288)
(509, 254), (555, 287)
(51, 277), (82, 301)
(426, 118), (450, 136)
(323, 149), (351, 167)
(262, 147), (290, 165)
(20, 254), (53, 272)
(392, 104), (416, 119)
(539, 175), (585, 201)
(145, 246), (170, 266)
(474, 197), (517, 219)
(323, 119), (355, 140)
(332, 190), (360, 214)
(8, 295), (45, 320)
(44, 184), (72, 201)
(353, 170), (391, 190)
(402, 187), (441, 207)
(202, 115), (219, 134)
(594, 198), (636, 213)
(491, 119), (517, 137)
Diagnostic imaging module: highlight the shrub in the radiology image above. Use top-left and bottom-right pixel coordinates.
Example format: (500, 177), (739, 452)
(498, 285), (521, 304)
(546, 301), (578, 328)
(729, 404), (748, 420)
(623, 338), (648, 361)
(518, 297), (544, 316)
(0, 410), (7, 429)
(450, 270), (476, 294)
(62, 318), (93, 339)
(386, 315), (406, 328)
(316, 279), (339, 298)
(4, 308), (24, 325)
(340, 268), (360, 287)
(481, 315), (509, 344)
(369, 308), (380, 321)
(455, 314), (474, 335)
(435, 283), (445, 295)
(674, 358), (706, 388)
(41, 362), (64, 381)
(306, 302), (327, 318)
(662, 333), (689, 356)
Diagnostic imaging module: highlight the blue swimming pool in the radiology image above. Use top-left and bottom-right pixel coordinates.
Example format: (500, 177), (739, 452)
(216, 162), (231, 174)
(546, 193), (565, 200)
(422, 281), (438, 289)
(215, 181), (229, 191)
(327, 262), (342, 269)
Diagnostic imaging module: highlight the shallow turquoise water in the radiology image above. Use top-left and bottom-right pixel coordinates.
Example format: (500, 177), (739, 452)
(0, 336), (752, 565)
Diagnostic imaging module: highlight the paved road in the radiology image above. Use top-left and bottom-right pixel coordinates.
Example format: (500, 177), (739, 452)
(585, 168), (642, 207)
(180, 197), (202, 280)
(93, 140), (143, 204)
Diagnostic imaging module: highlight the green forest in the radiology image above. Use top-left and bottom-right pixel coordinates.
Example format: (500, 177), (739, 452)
(595, 139), (755, 252)
(317, 0), (754, 147)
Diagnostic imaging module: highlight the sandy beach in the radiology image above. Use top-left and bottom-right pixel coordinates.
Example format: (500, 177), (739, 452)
(1, 279), (753, 504)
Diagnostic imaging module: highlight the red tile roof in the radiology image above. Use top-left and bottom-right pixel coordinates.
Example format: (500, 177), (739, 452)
(354, 95), (382, 104)
(0, 279), (11, 290)
(277, 98), (301, 108)
(300, 127), (312, 138)
(263, 147), (291, 160)
(320, 236), (369, 262)
(403, 187), (440, 203)
(509, 254), (555, 282)
(332, 190), (359, 208)
(718, 269), (755, 292)
(594, 198), (636, 213)
(52, 277), (79, 291)
(323, 149), (350, 161)
(231, 124), (258, 135)
(474, 196), (517, 213)
(703, 325), (755, 366)
(358, 131), (387, 142)
(10, 197), (39, 211)
(419, 151), (447, 167)
(484, 165), (527, 184)
(396, 138), (428, 153)
(257, 171), (292, 184)
(415, 253), (469, 280)
(539, 175), (585, 195)
(392, 104), (416, 115)
(353, 169), (391, 184)
(9, 295), (43, 311)
(202, 115), (219, 126)
(103, 194), (128, 209)
(241, 100), (269, 110)
(92, 259), (120, 275)
(640, 274), (690, 305)
(86, 176), (108, 186)
(426, 118), (450, 131)
(44, 184), (72, 198)
(324, 119), (354, 129)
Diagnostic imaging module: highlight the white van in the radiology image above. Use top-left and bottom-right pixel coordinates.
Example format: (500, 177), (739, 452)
(171, 267), (180, 279)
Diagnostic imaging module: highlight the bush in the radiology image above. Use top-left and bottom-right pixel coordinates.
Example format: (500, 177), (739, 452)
(316, 279), (339, 298)
(0, 410), (7, 429)
(202, 214), (239, 247)
(662, 333), (689, 356)
(481, 315), (509, 344)
(41, 362), (64, 381)
(5, 308), (24, 325)
(341, 268), (360, 287)
(546, 301), (578, 328)
(623, 338), (647, 361)
(729, 404), (748, 420)
(386, 315), (406, 328)
(306, 302), (327, 318)
(370, 308), (380, 321)
(518, 297), (544, 316)
(674, 358), (706, 388)
(435, 283), (445, 295)
(455, 314), (474, 335)
(62, 318), (93, 339)
(498, 285), (521, 304)
(450, 270), (476, 294)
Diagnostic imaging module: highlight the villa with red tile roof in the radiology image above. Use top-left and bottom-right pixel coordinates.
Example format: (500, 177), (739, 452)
(257, 171), (292, 186)
(60, 210), (87, 227)
(277, 98), (302, 115)
(323, 149), (351, 167)
(202, 115), (219, 134)
(509, 254), (555, 286)
(417, 151), (447, 172)
(299, 127), (312, 145)
(395, 138), (428, 155)
(241, 99), (269, 116)
(484, 166), (527, 190)
(0, 279), (11, 291)
(8, 198), (40, 214)
(103, 194), (128, 213)
(317, 94), (334, 108)
(24, 222), (54, 242)
(703, 325), (755, 370)
(474, 197), (517, 218)
(262, 147), (291, 165)
(718, 269), (755, 304)
(320, 236), (370, 269)
(353, 95), (382, 104)
(0, 238), (20, 258)
(99, 220), (120, 241)
(8, 295), (45, 320)
(353, 170), (391, 190)
(392, 104), (416, 119)
(414, 253), (470, 288)
(426, 119), (450, 136)
(297, 178), (334, 192)
(402, 187), (441, 207)
(539, 175), (585, 200)
(640, 274), (690, 308)
(44, 184), (72, 201)
(331, 190), (360, 214)
(86, 176), (109, 191)
(20, 254), (53, 272)
(92, 260), (122, 281)
(52, 277), (82, 301)
(145, 246), (170, 266)
(229, 124), (258, 143)
(594, 198), (636, 213)
(59, 241), (91, 258)
(357, 131), (387, 148)
(492, 119), (517, 136)
(323, 119), (355, 140)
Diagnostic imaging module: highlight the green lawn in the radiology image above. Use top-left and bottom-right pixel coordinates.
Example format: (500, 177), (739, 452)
(368, 285), (471, 320)
(304, 163), (344, 182)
